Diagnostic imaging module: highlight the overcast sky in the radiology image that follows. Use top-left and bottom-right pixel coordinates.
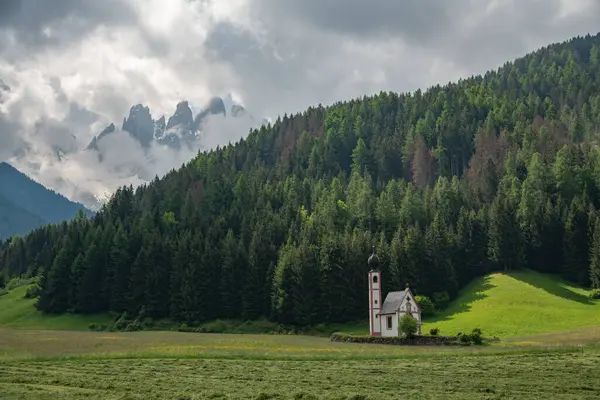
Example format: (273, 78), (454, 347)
(0, 0), (599, 207)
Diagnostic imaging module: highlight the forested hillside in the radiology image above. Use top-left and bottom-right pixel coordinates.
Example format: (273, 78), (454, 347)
(2, 33), (600, 326)
(0, 163), (93, 240)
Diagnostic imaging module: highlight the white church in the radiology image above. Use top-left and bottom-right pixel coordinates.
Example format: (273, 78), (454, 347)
(367, 248), (422, 337)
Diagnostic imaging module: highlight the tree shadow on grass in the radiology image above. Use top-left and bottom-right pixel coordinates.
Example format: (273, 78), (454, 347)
(425, 276), (495, 325)
(509, 270), (594, 305)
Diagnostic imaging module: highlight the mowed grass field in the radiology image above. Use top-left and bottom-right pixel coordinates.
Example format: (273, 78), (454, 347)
(1, 270), (600, 399)
(1, 328), (600, 399)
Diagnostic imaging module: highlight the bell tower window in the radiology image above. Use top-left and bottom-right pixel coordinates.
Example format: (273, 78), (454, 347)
(373, 275), (378, 284)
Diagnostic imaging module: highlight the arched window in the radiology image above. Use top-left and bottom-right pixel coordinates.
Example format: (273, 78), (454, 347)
(373, 275), (378, 284)
(406, 301), (412, 312)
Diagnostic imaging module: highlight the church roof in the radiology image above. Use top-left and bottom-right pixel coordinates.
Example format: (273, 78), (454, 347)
(378, 290), (407, 315)
(378, 288), (422, 315)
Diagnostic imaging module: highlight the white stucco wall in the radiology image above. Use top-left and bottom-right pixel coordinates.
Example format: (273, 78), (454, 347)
(380, 314), (398, 337)
(400, 292), (421, 322)
(368, 271), (381, 335)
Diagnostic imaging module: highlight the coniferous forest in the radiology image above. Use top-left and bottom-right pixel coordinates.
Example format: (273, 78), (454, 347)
(2, 33), (600, 327)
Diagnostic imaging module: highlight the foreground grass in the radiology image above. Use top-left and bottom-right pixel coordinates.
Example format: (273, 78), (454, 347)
(2, 353), (600, 400)
(421, 270), (600, 338)
(1, 328), (600, 399)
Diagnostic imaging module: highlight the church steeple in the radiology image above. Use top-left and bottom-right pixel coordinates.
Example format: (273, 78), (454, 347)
(368, 245), (382, 336)
(368, 245), (380, 271)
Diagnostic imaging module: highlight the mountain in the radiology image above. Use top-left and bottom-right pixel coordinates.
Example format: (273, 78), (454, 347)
(0, 162), (93, 239)
(2, 33), (600, 327)
(86, 95), (257, 153)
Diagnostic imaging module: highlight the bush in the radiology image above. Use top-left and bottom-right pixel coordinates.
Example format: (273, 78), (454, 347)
(125, 319), (142, 332)
(429, 327), (440, 336)
(89, 323), (107, 332)
(470, 328), (483, 345)
(415, 295), (436, 317)
(399, 314), (418, 338)
(589, 289), (600, 300)
(456, 328), (484, 345)
(432, 291), (450, 309)
(109, 311), (130, 331)
(0, 274), (5, 289)
(24, 285), (41, 299)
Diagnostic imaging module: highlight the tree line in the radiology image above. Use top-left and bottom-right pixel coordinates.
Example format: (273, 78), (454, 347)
(2, 33), (600, 326)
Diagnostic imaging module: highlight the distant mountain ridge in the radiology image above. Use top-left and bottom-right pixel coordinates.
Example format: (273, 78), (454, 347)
(0, 162), (93, 239)
(86, 95), (260, 153)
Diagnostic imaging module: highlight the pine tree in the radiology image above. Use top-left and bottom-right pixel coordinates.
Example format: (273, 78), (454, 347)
(562, 197), (590, 285)
(39, 245), (73, 313)
(109, 222), (132, 313)
(220, 230), (242, 319)
(77, 243), (105, 313)
(589, 215), (600, 289)
(271, 241), (296, 324)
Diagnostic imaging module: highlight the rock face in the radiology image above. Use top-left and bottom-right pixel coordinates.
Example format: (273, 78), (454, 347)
(122, 104), (155, 148)
(86, 123), (116, 151)
(85, 95), (252, 152)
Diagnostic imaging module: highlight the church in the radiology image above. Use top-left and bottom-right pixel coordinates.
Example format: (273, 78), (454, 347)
(367, 248), (422, 337)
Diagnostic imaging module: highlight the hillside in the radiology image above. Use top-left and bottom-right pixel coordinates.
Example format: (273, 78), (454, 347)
(422, 270), (600, 338)
(2, 33), (600, 331)
(0, 193), (46, 239)
(0, 162), (93, 239)
(0, 283), (111, 330)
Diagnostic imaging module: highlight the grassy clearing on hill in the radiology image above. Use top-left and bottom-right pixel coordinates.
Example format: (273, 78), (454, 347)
(0, 328), (599, 399)
(421, 270), (600, 338)
(0, 284), (111, 330)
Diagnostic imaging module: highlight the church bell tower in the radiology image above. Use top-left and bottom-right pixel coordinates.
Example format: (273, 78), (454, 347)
(368, 246), (382, 336)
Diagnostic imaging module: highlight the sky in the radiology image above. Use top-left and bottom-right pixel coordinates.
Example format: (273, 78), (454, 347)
(0, 0), (599, 208)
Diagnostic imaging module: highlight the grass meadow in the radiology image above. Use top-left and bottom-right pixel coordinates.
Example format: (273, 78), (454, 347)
(1, 270), (600, 399)
(422, 270), (600, 338)
(1, 327), (600, 399)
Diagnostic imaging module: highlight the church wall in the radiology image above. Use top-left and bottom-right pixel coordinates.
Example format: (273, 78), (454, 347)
(381, 314), (399, 337)
(368, 271), (381, 336)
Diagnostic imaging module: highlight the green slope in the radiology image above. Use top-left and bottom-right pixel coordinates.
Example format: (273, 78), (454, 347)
(0, 284), (111, 330)
(422, 270), (600, 338)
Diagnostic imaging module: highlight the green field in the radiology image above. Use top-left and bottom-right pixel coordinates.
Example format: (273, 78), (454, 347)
(1, 271), (600, 399)
(421, 270), (600, 338)
(0, 284), (112, 330)
(1, 327), (600, 399)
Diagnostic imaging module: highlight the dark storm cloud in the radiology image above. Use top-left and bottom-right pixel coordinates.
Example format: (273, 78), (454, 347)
(0, 0), (137, 53)
(255, 0), (463, 44)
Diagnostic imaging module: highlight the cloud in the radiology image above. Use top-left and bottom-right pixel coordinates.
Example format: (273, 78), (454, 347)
(0, 0), (598, 208)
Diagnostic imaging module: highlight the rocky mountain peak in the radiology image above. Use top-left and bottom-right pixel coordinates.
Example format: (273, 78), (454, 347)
(166, 101), (193, 130)
(122, 104), (154, 148)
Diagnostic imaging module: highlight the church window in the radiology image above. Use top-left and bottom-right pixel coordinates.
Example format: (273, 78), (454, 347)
(386, 316), (392, 330)
(374, 300), (378, 305)
(373, 275), (378, 284)
(406, 301), (412, 312)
